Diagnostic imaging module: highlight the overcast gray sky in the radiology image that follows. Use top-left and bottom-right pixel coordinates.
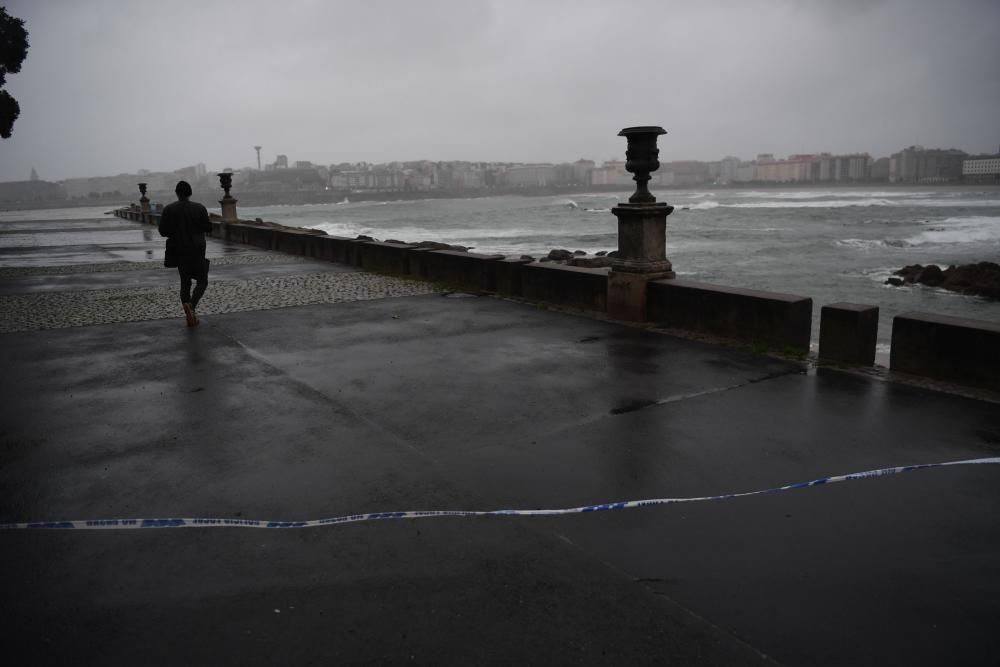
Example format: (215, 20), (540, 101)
(1, 0), (998, 182)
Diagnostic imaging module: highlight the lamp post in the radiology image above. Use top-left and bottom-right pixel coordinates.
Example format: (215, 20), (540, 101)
(607, 126), (675, 322)
(218, 172), (238, 223)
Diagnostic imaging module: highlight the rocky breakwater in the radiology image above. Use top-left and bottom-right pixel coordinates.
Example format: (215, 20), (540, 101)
(886, 262), (1000, 299)
(538, 248), (618, 268)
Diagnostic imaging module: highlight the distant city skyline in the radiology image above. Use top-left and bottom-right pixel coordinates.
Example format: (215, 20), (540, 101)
(1, 0), (998, 182)
(6, 139), (1000, 186)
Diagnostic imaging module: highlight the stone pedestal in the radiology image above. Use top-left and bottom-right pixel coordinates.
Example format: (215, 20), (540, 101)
(607, 202), (675, 321)
(220, 196), (239, 223)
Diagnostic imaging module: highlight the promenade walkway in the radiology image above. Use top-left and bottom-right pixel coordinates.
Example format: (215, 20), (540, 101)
(2, 210), (999, 665)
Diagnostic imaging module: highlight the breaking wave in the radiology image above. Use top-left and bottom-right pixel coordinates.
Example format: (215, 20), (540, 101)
(903, 216), (1000, 245)
(836, 216), (1000, 250)
(836, 238), (910, 250)
(729, 198), (898, 209)
(681, 200), (721, 210)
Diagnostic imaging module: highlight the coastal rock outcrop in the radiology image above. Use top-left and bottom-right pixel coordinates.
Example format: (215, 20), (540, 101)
(412, 240), (470, 252)
(886, 262), (1000, 299)
(538, 247), (614, 267)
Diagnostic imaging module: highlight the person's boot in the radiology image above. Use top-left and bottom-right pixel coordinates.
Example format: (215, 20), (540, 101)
(182, 302), (198, 327)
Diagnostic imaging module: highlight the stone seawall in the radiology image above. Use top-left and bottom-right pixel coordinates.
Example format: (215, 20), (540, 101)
(118, 207), (1000, 391)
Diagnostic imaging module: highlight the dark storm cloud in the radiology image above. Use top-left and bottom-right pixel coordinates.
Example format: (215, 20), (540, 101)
(1, 0), (997, 181)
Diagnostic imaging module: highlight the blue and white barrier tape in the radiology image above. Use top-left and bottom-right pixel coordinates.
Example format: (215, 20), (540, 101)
(3, 457), (998, 531)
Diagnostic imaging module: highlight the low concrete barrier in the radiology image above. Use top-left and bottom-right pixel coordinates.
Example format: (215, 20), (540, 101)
(358, 241), (419, 275)
(890, 312), (1000, 390)
(417, 250), (503, 291)
(118, 207), (998, 390)
(520, 263), (608, 312)
(495, 257), (534, 297)
(648, 279), (812, 353)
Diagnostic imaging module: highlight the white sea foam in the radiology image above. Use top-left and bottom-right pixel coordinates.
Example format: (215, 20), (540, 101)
(728, 198), (898, 209)
(305, 221), (370, 237)
(903, 216), (1000, 246)
(736, 190), (933, 200)
(682, 200), (720, 210)
(837, 238), (891, 250)
(893, 198), (1000, 208)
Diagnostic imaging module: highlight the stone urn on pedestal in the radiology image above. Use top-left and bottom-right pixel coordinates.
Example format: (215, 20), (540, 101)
(218, 172), (238, 223)
(607, 126), (675, 322)
(137, 182), (150, 217)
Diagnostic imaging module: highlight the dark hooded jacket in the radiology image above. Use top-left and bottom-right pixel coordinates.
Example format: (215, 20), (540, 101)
(159, 199), (212, 264)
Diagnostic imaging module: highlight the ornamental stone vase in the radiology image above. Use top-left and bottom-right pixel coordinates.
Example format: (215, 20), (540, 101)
(217, 172), (238, 223)
(137, 182), (149, 214)
(618, 126), (666, 204)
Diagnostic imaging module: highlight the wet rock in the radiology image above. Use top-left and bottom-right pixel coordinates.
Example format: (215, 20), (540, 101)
(568, 256), (614, 268)
(547, 248), (574, 261)
(888, 261), (1000, 299)
(414, 241), (469, 252)
(917, 264), (944, 287)
(355, 235), (376, 241)
(520, 255), (535, 261)
(573, 250), (586, 256)
(607, 251), (620, 258)
(595, 251), (607, 257)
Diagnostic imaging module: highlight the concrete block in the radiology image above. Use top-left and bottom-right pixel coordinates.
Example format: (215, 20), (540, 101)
(648, 279), (812, 353)
(495, 257), (534, 296)
(421, 250), (502, 291)
(273, 230), (302, 255)
(312, 235), (355, 264)
(520, 263), (608, 312)
(243, 225), (274, 250)
(358, 241), (419, 275)
(819, 302), (878, 366)
(406, 247), (436, 278)
(890, 311), (1000, 390)
(607, 271), (671, 322)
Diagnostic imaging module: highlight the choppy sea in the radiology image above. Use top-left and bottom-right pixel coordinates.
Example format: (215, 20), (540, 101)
(239, 188), (1000, 351)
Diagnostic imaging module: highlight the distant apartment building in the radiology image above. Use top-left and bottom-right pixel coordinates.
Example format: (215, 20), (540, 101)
(656, 161), (710, 187)
(247, 166), (325, 192)
(718, 156), (742, 184)
(503, 164), (557, 188)
(0, 180), (66, 205)
(734, 162), (755, 183)
(869, 157), (890, 182)
(572, 159), (595, 185)
(273, 154), (289, 169)
(962, 156), (1000, 184)
(755, 154), (815, 183)
(889, 146), (966, 183)
(813, 154), (871, 182)
(437, 162), (485, 190)
(590, 160), (631, 186)
(62, 172), (175, 198)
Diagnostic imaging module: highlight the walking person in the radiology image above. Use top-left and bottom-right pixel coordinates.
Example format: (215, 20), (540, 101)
(159, 180), (212, 327)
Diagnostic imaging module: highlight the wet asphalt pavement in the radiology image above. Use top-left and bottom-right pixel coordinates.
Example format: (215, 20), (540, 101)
(2, 214), (999, 665)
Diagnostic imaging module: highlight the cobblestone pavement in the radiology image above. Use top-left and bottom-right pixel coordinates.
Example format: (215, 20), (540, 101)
(0, 270), (438, 333)
(0, 253), (308, 279)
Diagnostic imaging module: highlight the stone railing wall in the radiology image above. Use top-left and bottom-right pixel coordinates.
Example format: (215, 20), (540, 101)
(116, 207), (999, 392)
